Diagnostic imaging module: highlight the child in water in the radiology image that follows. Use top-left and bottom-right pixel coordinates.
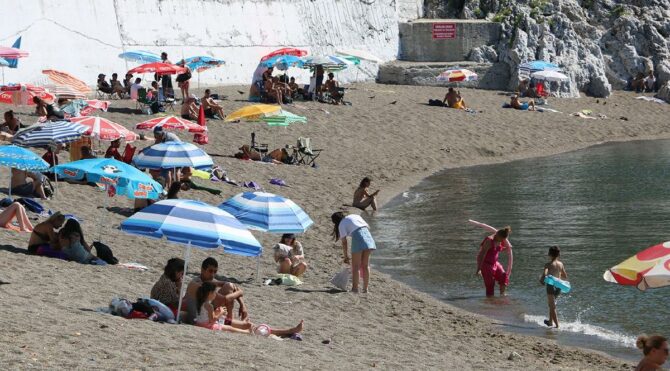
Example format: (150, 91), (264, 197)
(540, 245), (568, 328)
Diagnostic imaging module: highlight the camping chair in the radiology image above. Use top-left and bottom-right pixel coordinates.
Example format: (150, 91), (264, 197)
(536, 83), (549, 98)
(97, 85), (114, 100)
(250, 132), (269, 156)
(136, 88), (153, 111)
(158, 87), (176, 111)
(121, 144), (136, 164)
(296, 137), (322, 166)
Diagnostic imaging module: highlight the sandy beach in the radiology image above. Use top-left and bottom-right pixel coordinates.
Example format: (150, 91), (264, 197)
(2, 83), (669, 370)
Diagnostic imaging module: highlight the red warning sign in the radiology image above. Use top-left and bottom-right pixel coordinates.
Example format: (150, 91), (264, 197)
(432, 23), (456, 39)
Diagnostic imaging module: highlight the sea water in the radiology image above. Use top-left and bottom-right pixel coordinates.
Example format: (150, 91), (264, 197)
(368, 140), (670, 361)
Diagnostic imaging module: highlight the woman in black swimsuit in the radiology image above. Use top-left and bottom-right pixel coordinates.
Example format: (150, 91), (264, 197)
(27, 212), (65, 256)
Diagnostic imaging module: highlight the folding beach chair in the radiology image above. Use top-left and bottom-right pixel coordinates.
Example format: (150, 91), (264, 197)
(250, 132), (269, 156)
(121, 144), (136, 164)
(296, 137), (322, 166)
(136, 88), (152, 111)
(158, 87), (176, 111)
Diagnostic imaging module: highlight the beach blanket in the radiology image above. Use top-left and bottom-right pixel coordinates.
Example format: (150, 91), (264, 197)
(270, 178), (289, 187)
(117, 262), (148, 271)
(636, 96), (667, 104)
(536, 107), (562, 113)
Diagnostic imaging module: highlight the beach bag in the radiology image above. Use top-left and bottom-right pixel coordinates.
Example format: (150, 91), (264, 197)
(176, 70), (192, 83)
(428, 99), (444, 107)
(330, 266), (351, 291)
(94, 241), (119, 265)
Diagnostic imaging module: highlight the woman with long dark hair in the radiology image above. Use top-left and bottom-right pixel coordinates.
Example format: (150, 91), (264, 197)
(331, 212), (376, 293)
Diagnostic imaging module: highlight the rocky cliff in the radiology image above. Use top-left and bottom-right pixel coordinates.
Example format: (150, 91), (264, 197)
(424, 0), (670, 98)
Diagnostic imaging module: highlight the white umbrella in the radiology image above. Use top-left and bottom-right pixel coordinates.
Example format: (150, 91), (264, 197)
(336, 48), (383, 64)
(531, 70), (569, 82)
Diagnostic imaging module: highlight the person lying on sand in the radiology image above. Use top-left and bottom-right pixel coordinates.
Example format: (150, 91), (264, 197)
(443, 87), (467, 109)
(510, 95), (536, 111)
(179, 167), (221, 195)
(194, 282), (304, 336)
(27, 212), (65, 256)
(353, 177), (379, 211)
(184, 257), (249, 324)
(11, 168), (48, 199)
(0, 202), (33, 232)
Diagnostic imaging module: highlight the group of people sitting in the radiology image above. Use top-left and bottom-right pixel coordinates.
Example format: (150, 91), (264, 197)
(629, 71), (657, 93)
(517, 78), (550, 98)
(234, 144), (294, 165)
(255, 66), (344, 105)
(150, 256), (304, 336)
(97, 73), (134, 99)
(178, 89), (225, 120)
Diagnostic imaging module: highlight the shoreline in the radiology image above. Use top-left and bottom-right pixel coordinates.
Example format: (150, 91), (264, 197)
(3, 83), (669, 369)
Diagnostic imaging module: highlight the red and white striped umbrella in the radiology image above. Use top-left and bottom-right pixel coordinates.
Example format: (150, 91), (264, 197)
(42, 69), (90, 93)
(45, 84), (87, 99)
(0, 84), (55, 105)
(79, 100), (109, 116)
(0, 47), (29, 59)
(135, 116), (206, 133)
(70, 116), (138, 141)
(437, 68), (478, 82)
(127, 62), (186, 75)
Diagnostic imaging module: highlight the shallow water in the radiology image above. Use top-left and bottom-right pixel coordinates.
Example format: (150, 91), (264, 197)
(368, 140), (670, 361)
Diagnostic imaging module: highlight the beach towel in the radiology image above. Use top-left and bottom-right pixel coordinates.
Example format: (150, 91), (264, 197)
(276, 273), (303, 286)
(117, 262), (149, 271)
(536, 107), (562, 113)
(636, 96), (667, 104)
(243, 181), (261, 190)
(270, 178), (288, 187)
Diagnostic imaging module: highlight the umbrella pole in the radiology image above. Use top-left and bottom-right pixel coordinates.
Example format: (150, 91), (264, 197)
(96, 191), (111, 242)
(257, 255), (261, 286)
(8, 167), (12, 198)
(176, 243), (191, 323)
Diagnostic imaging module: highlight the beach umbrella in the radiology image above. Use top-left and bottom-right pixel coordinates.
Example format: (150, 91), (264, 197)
(118, 50), (161, 64)
(44, 84), (87, 99)
(12, 120), (87, 147)
(120, 199), (263, 321)
(301, 55), (348, 70)
(69, 116), (138, 142)
(133, 141), (213, 170)
(177, 56), (225, 89)
(219, 191), (314, 233)
(0, 144), (50, 197)
(225, 104), (282, 122)
(258, 110), (307, 127)
(437, 68), (478, 82)
(531, 70), (569, 82)
(261, 55), (304, 70)
(135, 116), (206, 133)
(128, 62), (186, 75)
(0, 47), (29, 59)
(42, 70), (91, 93)
(60, 99), (109, 117)
(519, 60), (560, 77)
(0, 58), (8, 67)
(260, 48), (308, 62)
(603, 241), (670, 291)
(0, 84), (55, 105)
(335, 48), (383, 63)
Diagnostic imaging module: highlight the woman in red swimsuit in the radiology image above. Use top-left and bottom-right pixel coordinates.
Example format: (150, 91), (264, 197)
(476, 227), (512, 297)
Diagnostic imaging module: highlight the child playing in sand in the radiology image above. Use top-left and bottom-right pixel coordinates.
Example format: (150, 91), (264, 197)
(353, 177), (379, 211)
(540, 246), (568, 328)
(195, 282), (304, 336)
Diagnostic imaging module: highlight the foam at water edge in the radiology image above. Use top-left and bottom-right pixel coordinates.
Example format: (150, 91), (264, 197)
(523, 314), (636, 348)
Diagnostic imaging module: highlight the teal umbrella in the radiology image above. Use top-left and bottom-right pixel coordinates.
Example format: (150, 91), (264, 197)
(260, 110), (307, 127)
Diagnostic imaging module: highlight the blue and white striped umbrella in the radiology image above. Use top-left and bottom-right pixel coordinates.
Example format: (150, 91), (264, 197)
(219, 191), (314, 233)
(12, 120), (87, 148)
(0, 145), (49, 171)
(133, 141), (213, 170)
(121, 199), (263, 255)
(519, 60), (560, 77)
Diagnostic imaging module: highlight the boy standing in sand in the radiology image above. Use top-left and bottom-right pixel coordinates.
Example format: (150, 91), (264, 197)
(541, 246), (568, 328)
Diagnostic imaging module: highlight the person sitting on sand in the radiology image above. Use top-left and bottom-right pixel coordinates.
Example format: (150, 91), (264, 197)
(353, 177), (379, 211)
(324, 73), (343, 104)
(632, 72), (646, 93)
(180, 96), (198, 120)
(184, 257), (248, 325)
(32, 97), (64, 120)
(179, 167), (221, 195)
(273, 233), (308, 276)
(27, 212), (66, 256)
(442, 87), (467, 109)
(81, 146), (96, 159)
(167, 180), (189, 199)
(644, 71), (656, 93)
(201, 89), (224, 120)
(510, 94), (536, 111)
(262, 67), (274, 82)
(11, 168), (48, 199)
(97, 73), (113, 95)
(1, 110), (22, 135)
(0, 202), (33, 232)
(58, 219), (105, 265)
(153, 125), (181, 143)
(194, 281), (304, 337)
(288, 77), (301, 99)
(104, 139), (122, 161)
(151, 258), (185, 316)
(265, 77), (284, 104)
(635, 334), (668, 371)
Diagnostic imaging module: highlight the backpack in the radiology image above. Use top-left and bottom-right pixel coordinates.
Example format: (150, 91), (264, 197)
(94, 241), (119, 265)
(428, 99), (445, 107)
(176, 70), (192, 83)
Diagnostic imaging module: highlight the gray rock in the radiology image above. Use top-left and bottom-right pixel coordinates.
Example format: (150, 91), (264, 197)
(656, 81), (670, 103)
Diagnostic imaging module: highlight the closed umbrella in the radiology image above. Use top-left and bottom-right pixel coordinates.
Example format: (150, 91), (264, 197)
(69, 116), (138, 141)
(531, 70), (569, 82)
(121, 199), (263, 322)
(603, 241), (670, 291)
(133, 141), (213, 170)
(0, 145), (50, 197)
(219, 191), (313, 233)
(225, 104), (282, 122)
(135, 116), (205, 133)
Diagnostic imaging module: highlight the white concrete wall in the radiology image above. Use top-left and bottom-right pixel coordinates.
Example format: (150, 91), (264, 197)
(1, 0), (407, 87)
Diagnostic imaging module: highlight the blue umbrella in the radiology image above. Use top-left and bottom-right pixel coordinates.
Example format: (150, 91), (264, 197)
(133, 141), (213, 170)
(0, 58), (8, 67)
(12, 121), (87, 148)
(53, 158), (163, 200)
(178, 56), (225, 72)
(121, 199), (263, 321)
(519, 60), (560, 77)
(0, 145), (50, 171)
(219, 191), (313, 233)
(0, 145), (50, 197)
(118, 50), (161, 64)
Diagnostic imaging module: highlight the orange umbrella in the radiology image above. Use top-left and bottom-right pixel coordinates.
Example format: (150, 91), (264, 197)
(603, 241), (670, 291)
(42, 70), (91, 93)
